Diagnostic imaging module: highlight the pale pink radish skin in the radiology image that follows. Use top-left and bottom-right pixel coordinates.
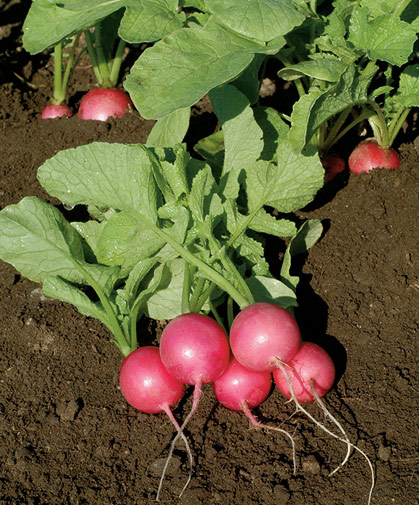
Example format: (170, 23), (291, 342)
(119, 347), (193, 500)
(157, 313), (230, 501)
(348, 141), (400, 174)
(322, 155), (346, 183)
(213, 357), (296, 473)
(119, 346), (185, 414)
(273, 341), (335, 403)
(230, 302), (301, 372)
(41, 103), (73, 119)
(78, 87), (133, 121)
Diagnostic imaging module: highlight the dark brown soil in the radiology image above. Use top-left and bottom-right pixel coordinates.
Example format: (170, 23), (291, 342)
(1, 2), (418, 504)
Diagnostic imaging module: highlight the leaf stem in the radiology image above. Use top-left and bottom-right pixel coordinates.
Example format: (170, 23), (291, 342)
(388, 107), (410, 148)
(109, 38), (126, 87)
(84, 30), (103, 84)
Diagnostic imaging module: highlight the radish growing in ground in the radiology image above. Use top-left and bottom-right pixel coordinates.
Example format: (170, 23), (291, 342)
(229, 302), (301, 372)
(322, 155), (346, 183)
(348, 141), (400, 173)
(158, 312), (230, 501)
(119, 346), (193, 497)
(78, 87), (133, 121)
(213, 357), (296, 473)
(273, 342), (375, 505)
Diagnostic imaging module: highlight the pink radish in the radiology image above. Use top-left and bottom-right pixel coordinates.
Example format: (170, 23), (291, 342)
(273, 342), (375, 504)
(348, 141), (400, 174)
(41, 103), (73, 119)
(158, 312), (230, 500)
(119, 347), (193, 498)
(229, 302), (301, 372)
(78, 87), (133, 121)
(213, 357), (296, 472)
(273, 341), (335, 403)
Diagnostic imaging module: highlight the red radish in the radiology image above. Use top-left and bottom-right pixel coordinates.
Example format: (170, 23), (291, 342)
(273, 341), (335, 403)
(213, 357), (296, 472)
(348, 141), (400, 174)
(158, 312), (230, 501)
(41, 103), (73, 119)
(322, 155), (345, 183)
(229, 302), (301, 372)
(119, 346), (193, 499)
(273, 342), (375, 503)
(78, 87), (133, 121)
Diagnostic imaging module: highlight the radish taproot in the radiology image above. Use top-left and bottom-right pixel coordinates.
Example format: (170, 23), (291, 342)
(158, 312), (230, 501)
(322, 155), (346, 183)
(273, 342), (375, 504)
(78, 87), (133, 121)
(119, 346), (193, 498)
(213, 356), (296, 473)
(229, 302), (301, 372)
(348, 141), (400, 174)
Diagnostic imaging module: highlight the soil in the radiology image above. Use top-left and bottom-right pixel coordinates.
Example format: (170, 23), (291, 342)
(1, 2), (418, 505)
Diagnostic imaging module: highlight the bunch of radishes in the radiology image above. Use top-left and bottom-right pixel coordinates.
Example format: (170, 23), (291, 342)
(118, 302), (373, 503)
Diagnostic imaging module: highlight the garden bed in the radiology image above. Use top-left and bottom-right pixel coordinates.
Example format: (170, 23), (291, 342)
(1, 2), (418, 504)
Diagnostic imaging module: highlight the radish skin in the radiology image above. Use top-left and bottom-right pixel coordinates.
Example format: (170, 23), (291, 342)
(78, 87), (133, 121)
(41, 103), (73, 119)
(230, 302), (301, 372)
(348, 142), (400, 174)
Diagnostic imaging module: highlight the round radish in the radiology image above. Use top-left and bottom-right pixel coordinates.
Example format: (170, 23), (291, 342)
(213, 356), (272, 412)
(160, 312), (230, 386)
(157, 312), (230, 501)
(119, 346), (185, 414)
(41, 103), (73, 119)
(230, 302), (301, 372)
(119, 346), (193, 499)
(348, 141), (400, 174)
(322, 155), (345, 183)
(273, 341), (335, 403)
(78, 87), (133, 121)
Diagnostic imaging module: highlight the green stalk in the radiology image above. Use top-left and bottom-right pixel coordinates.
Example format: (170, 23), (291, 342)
(84, 30), (103, 84)
(368, 101), (390, 147)
(321, 107), (351, 155)
(60, 33), (82, 101)
(388, 107), (410, 148)
(189, 277), (206, 313)
(70, 258), (131, 356)
(324, 108), (375, 152)
(109, 38), (126, 87)
(227, 296), (234, 330)
(53, 43), (63, 104)
(194, 282), (217, 313)
(94, 22), (112, 87)
(136, 213), (251, 309)
(209, 301), (227, 334)
(181, 260), (192, 313)
(393, 0), (411, 17)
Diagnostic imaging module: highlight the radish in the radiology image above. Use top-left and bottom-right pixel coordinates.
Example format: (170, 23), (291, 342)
(348, 141), (400, 174)
(213, 357), (296, 473)
(119, 346), (193, 497)
(41, 103), (73, 119)
(273, 342), (375, 505)
(273, 341), (335, 403)
(158, 312), (230, 501)
(229, 302), (301, 372)
(322, 155), (346, 183)
(78, 87), (133, 121)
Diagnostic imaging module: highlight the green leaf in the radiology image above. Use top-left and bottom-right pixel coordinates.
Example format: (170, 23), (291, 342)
(248, 209), (297, 238)
(277, 58), (347, 82)
(254, 106), (289, 162)
(42, 275), (111, 325)
(119, 0), (186, 43)
(348, 8), (417, 65)
(391, 64), (419, 107)
(206, 0), (305, 41)
(194, 130), (225, 172)
(37, 142), (160, 221)
(246, 275), (298, 309)
(124, 21), (286, 119)
(22, 0), (124, 54)
(146, 107), (191, 147)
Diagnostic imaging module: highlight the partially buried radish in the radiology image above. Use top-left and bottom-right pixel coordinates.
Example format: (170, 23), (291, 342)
(229, 302), (301, 372)
(158, 313), (230, 501)
(119, 347), (193, 499)
(213, 357), (296, 473)
(78, 87), (133, 121)
(348, 141), (400, 174)
(41, 103), (73, 119)
(322, 155), (346, 183)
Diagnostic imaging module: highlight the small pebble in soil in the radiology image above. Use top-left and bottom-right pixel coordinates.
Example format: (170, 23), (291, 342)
(378, 444), (391, 461)
(150, 456), (181, 476)
(55, 398), (83, 421)
(301, 454), (321, 474)
(273, 484), (290, 502)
